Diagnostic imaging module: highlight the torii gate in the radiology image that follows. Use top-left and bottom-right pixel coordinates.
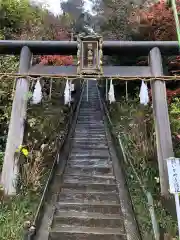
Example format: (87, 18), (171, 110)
(0, 35), (178, 195)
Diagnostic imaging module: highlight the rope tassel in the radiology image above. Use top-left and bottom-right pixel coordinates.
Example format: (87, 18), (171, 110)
(64, 79), (71, 105)
(139, 80), (149, 105)
(32, 79), (42, 104)
(108, 79), (115, 103)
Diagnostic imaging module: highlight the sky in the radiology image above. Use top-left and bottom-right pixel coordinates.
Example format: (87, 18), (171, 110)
(32, 0), (62, 15)
(34, 0), (93, 16)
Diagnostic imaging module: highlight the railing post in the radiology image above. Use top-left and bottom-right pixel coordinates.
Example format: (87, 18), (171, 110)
(87, 79), (88, 102)
(149, 47), (174, 196)
(106, 79), (108, 101)
(1, 46), (32, 195)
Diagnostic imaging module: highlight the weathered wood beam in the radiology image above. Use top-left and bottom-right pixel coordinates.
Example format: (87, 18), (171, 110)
(1, 46), (32, 195)
(149, 47), (174, 196)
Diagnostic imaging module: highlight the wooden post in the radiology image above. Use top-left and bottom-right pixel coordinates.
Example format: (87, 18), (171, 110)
(149, 47), (174, 196)
(1, 46), (32, 195)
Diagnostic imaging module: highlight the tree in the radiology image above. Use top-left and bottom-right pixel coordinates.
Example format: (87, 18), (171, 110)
(0, 0), (60, 40)
(61, 0), (84, 19)
(128, 1), (180, 75)
(40, 55), (73, 66)
(128, 0), (180, 197)
(0, 0), (74, 195)
(90, 0), (148, 40)
(128, 1), (177, 40)
(74, 12), (94, 35)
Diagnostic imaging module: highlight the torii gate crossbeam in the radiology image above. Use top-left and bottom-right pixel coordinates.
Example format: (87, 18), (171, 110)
(0, 40), (180, 55)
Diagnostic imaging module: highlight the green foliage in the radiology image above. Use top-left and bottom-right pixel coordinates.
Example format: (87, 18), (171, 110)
(0, 0), (30, 37)
(0, 0), (65, 40)
(0, 55), (19, 72)
(0, 0), (74, 172)
(0, 192), (39, 240)
(0, 77), (71, 239)
(109, 99), (178, 238)
(0, 0), (43, 39)
(0, 1), (74, 239)
(92, 0), (132, 40)
(169, 98), (180, 135)
(0, 152), (4, 171)
(169, 98), (180, 157)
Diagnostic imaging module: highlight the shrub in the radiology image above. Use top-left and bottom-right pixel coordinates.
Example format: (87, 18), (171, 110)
(128, 1), (179, 41)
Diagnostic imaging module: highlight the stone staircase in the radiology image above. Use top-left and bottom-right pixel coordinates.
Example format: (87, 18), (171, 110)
(48, 80), (127, 240)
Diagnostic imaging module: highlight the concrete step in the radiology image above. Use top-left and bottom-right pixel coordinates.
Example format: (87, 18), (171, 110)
(75, 123), (104, 127)
(58, 190), (119, 203)
(71, 137), (106, 142)
(55, 202), (122, 214)
(67, 159), (112, 167)
(61, 182), (117, 192)
(74, 132), (105, 136)
(71, 146), (108, 151)
(49, 226), (126, 240)
(76, 121), (104, 123)
(70, 150), (110, 157)
(78, 113), (102, 116)
(72, 141), (107, 146)
(73, 134), (106, 138)
(52, 211), (124, 228)
(63, 174), (115, 184)
(63, 173), (115, 180)
(71, 151), (109, 158)
(77, 119), (103, 123)
(66, 162), (112, 169)
(73, 129), (104, 133)
(76, 119), (102, 122)
(65, 166), (113, 176)
(69, 155), (110, 161)
(75, 129), (105, 132)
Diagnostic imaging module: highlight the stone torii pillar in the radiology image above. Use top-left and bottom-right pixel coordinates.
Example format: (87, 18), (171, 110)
(149, 47), (174, 196)
(1, 46), (32, 195)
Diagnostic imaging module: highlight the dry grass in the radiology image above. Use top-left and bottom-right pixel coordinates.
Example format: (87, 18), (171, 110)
(21, 151), (44, 191)
(109, 100), (156, 164)
(0, 79), (72, 239)
(109, 99), (178, 238)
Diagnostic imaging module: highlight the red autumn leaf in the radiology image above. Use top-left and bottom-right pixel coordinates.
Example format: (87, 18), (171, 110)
(130, 1), (180, 73)
(129, 0), (179, 41)
(149, 88), (180, 104)
(39, 27), (74, 66)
